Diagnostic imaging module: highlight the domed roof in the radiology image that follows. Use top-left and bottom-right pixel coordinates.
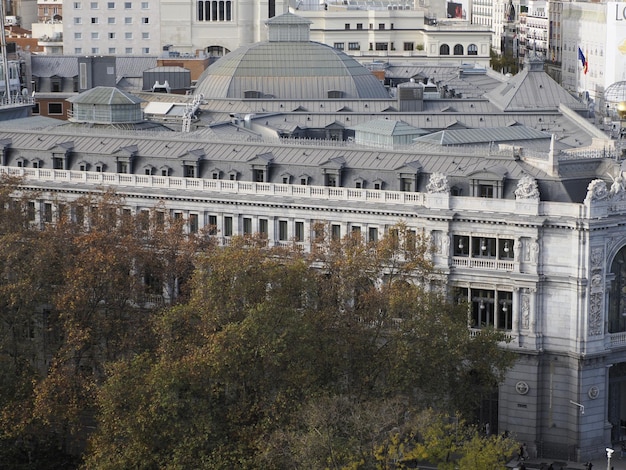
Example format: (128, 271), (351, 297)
(605, 81), (626, 104)
(194, 12), (389, 100)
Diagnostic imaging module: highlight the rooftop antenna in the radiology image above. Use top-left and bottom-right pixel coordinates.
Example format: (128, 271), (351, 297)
(0, 0), (12, 103)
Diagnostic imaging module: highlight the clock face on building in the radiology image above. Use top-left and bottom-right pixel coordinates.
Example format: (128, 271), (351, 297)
(516, 381), (529, 395)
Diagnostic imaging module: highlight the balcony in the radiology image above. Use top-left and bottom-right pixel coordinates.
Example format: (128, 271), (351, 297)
(452, 256), (514, 272)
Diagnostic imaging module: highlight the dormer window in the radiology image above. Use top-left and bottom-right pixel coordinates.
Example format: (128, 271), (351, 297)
(184, 164), (196, 178)
(468, 168), (506, 199)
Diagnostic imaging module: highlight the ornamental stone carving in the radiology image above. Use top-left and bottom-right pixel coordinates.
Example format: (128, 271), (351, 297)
(584, 179), (608, 203)
(588, 292), (603, 336)
(514, 175), (540, 200)
(426, 172), (449, 194)
(609, 172), (626, 200)
(521, 292), (530, 330)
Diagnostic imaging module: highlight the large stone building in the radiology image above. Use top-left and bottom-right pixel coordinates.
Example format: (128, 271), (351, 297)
(4, 12), (626, 462)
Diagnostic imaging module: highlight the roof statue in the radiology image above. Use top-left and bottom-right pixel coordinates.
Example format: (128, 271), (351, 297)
(514, 175), (540, 200)
(585, 179), (609, 204)
(505, 0), (515, 22)
(608, 172), (626, 201)
(426, 172), (450, 194)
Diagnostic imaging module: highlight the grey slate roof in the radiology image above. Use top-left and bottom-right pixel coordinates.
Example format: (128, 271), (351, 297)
(31, 55), (79, 78)
(350, 119), (428, 136)
(414, 126), (552, 146)
(194, 41), (390, 100)
(485, 54), (587, 112)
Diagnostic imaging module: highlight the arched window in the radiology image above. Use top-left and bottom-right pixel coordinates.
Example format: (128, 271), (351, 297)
(453, 44), (464, 55)
(439, 44), (450, 55)
(609, 247), (626, 333)
(468, 44), (478, 55)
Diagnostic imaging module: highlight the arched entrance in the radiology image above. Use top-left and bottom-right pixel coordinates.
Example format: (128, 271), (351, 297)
(608, 246), (626, 442)
(609, 363), (626, 443)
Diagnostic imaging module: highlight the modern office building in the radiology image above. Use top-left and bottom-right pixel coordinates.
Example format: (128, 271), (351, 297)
(4, 12), (626, 462)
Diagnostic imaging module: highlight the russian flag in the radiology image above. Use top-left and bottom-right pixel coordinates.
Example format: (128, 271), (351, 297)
(578, 47), (588, 75)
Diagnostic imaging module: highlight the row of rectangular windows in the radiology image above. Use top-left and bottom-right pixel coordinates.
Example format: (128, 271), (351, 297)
(25, 202), (398, 246)
(70, 48), (150, 54)
(74, 32), (150, 39)
(73, 1), (149, 9)
(453, 235), (514, 260)
(26, 204), (518, 322)
(343, 23), (393, 30)
(73, 16), (149, 24)
(334, 42), (417, 52)
(26, 205), (515, 265)
(12, 160), (505, 199)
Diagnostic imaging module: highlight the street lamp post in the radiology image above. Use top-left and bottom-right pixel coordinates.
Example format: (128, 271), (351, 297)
(606, 447), (614, 470)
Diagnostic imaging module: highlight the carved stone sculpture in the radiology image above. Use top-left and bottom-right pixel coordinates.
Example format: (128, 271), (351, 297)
(426, 172), (449, 194)
(514, 175), (540, 200)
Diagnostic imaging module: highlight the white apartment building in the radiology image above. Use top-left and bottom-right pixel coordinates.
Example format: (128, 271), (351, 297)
(63, 0), (161, 56)
(291, 0), (492, 66)
(560, 1), (617, 104)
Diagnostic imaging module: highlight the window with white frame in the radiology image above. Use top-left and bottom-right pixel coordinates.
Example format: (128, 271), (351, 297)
(108, 32), (115, 39)
(108, 47), (116, 53)
(295, 221), (304, 242)
(458, 288), (513, 330)
(91, 32), (99, 39)
(141, 1), (148, 7)
(243, 217), (252, 235)
(74, 32), (82, 39)
(141, 16), (149, 23)
(108, 16), (115, 23)
(453, 235), (514, 261)
(223, 216), (233, 237)
(142, 32), (150, 39)
(91, 47), (99, 53)
(125, 32), (132, 39)
(107, 1), (115, 7)
(91, 17), (98, 23)
(74, 17), (82, 23)
(74, 2), (82, 8)
(278, 220), (288, 241)
(124, 1), (131, 7)
(74, 47), (83, 53)
(124, 16), (132, 23)
(142, 47), (150, 54)
(90, 1), (98, 8)
(125, 47), (133, 53)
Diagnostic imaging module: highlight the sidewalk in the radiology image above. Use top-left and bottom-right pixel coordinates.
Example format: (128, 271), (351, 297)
(508, 455), (626, 470)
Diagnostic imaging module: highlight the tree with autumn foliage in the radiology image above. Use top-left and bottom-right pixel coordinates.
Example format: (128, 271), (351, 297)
(86, 224), (516, 469)
(0, 179), (206, 468)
